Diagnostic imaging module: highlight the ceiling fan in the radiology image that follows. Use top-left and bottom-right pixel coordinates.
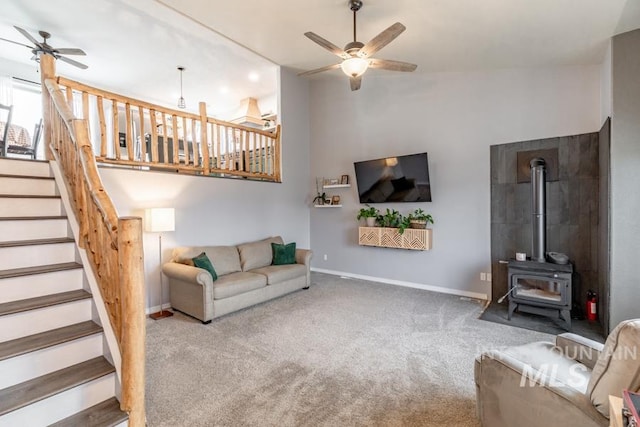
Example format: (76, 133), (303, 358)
(0, 26), (88, 69)
(299, 0), (417, 91)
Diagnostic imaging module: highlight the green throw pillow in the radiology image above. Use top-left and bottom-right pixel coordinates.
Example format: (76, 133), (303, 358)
(271, 242), (296, 265)
(192, 252), (218, 281)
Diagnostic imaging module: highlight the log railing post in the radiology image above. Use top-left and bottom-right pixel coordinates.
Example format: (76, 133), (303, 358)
(118, 217), (146, 427)
(274, 125), (282, 182)
(39, 54), (55, 160)
(199, 102), (210, 174)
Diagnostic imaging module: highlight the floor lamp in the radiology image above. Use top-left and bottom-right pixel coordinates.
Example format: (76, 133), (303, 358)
(145, 207), (175, 320)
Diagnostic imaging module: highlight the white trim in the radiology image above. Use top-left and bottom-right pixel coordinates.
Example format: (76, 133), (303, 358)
(311, 268), (489, 301)
(49, 160), (123, 384)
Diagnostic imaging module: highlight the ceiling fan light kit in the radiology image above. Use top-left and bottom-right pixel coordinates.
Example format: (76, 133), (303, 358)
(299, 0), (417, 91)
(341, 57), (369, 77)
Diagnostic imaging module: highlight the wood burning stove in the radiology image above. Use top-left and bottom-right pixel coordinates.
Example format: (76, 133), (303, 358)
(507, 157), (573, 330)
(508, 260), (573, 330)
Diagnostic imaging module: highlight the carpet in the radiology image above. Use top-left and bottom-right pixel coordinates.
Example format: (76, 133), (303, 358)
(146, 272), (552, 426)
(479, 301), (605, 343)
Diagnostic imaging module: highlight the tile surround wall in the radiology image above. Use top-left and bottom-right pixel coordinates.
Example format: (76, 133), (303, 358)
(490, 132), (600, 315)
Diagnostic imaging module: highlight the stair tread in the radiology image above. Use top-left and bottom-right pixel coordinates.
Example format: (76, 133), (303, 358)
(49, 397), (128, 427)
(0, 237), (74, 248)
(0, 357), (115, 416)
(0, 157), (49, 164)
(0, 194), (60, 199)
(0, 174), (54, 180)
(0, 262), (82, 279)
(0, 321), (102, 361)
(0, 216), (67, 221)
(0, 289), (91, 317)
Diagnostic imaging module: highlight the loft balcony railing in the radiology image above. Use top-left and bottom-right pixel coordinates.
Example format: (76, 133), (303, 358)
(56, 77), (281, 182)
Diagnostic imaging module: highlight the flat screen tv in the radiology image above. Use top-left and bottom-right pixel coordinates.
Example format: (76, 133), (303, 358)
(354, 153), (432, 203)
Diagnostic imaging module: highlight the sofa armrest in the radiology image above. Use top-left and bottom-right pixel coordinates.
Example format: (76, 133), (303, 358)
(476, 350), (606, 427)
(295, 249), (312, 266)
(295, 249), (313, 287)
(556, 333), (604, 370)
(162, 262), (215, 322)
(162, 262), (213, 286)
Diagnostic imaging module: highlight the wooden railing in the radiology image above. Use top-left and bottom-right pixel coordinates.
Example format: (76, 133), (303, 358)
(56, 77), (281, 182)
(42, 55), (145, 426)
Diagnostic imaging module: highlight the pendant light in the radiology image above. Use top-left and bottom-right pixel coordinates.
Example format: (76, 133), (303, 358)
(177, 66), (186, 109)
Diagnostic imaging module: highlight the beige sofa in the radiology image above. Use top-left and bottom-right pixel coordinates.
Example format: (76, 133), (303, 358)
(162, 236), (312, 323)
(475, 319), (640, 427)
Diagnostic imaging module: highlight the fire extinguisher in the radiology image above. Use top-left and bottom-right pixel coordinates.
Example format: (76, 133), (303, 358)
(586, 290), (597, 321)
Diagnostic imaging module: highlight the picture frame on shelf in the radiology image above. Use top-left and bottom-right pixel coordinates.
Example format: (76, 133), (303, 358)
(331, 195), (341, 205)
(340, 174), (349, 185)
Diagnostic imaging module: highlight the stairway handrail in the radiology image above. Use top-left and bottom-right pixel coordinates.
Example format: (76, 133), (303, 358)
(45, 79), (119, 244)
(44, 75), (146, 427)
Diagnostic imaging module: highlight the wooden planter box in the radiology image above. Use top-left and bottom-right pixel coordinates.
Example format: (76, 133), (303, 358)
(358, 226), (432, 251)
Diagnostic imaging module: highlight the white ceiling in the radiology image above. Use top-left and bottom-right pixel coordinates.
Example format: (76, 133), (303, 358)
(159, 0), (640, 73)
(0, 0), (279, 117)
(1, 0), (639, 115)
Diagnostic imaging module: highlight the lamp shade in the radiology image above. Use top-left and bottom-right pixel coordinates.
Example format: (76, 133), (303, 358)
(144, 208), (175, 232)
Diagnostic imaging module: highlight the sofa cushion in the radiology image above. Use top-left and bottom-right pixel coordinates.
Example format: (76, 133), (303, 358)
(212, 272), (267, 300)
(238, 236), (284, 271)
(587, 319), (640, 417)
(271, 242), (296, 265)
(172, 246), (241, 276)
(251, 264), (307, 285)
(192, 252), (217, 281)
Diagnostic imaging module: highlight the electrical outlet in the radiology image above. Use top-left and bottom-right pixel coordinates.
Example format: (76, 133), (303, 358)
(323, 254), (327, 261)
(487, 273), (492, 281)
(480, 272), (486, 281)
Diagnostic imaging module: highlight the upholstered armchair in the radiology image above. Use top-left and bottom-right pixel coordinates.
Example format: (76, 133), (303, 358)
(475, 319), (640, 427)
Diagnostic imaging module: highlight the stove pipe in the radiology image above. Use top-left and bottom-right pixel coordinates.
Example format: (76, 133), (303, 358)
(530, 158), (546, 262)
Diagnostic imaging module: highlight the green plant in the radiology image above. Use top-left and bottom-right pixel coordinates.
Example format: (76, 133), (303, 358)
(356, 205), (379, 220)
(377, 209), (412, 234)
(312, 192), (327, 205)
(408, 208), (434, 225)
(398, 215), (411, 235)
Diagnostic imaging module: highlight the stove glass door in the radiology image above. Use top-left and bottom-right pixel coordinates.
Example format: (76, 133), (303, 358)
(511, 274), (568, 306)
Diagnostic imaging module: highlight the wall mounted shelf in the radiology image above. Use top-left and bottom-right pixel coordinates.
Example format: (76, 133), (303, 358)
(314, 204), (342, 208)
(358, 226), (432, 251)
(323, 184), (351, 189)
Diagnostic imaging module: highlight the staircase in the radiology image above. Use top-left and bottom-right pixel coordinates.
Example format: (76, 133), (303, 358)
(0, 158), (128, 426)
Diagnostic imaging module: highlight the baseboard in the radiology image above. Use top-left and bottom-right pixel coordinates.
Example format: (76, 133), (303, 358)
(311, 268), (489, 301)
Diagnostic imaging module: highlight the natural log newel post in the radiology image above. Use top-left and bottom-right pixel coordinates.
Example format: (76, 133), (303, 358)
(39, 54), (55, 160)
(119, 217), (146, 427)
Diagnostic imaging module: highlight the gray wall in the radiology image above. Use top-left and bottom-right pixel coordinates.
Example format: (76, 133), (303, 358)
(99, 67), (311, 310)
(309, 65), (600, 298)
(490, 133), (600, 312)
(610, 29), (640, 327)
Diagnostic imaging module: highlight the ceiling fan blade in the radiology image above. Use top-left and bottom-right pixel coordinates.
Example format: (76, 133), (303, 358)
(0, 37), (33, 49)
(304, 32), (349, 59)
(350, 75), (362, 91)
(55, 48), (86, 56)
(369, 58), (417, 72)
(298, 63), (341, 77)
(14, 26), (41, 47)
(359, 22), (406, 58)
(57, 55), (88, 69)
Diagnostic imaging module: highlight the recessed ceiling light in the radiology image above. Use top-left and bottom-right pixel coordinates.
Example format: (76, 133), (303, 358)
(248, 72), (260, 82)
(219, 86), (229, 94)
